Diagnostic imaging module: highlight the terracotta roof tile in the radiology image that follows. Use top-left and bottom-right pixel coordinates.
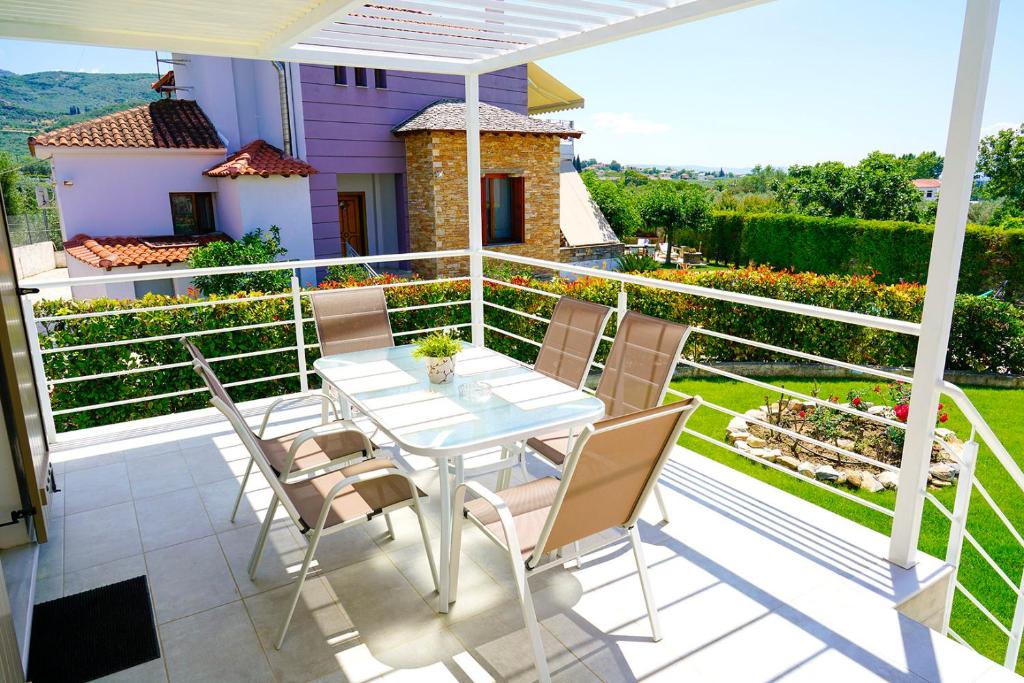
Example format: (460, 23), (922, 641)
(63, 233), (231, 270)
(203, 140), (318, 178)
(28, 99), (223, 155)
(151, 70), (175, 92)
(912, 178), (942, 189)
(392, 99), (581, 138)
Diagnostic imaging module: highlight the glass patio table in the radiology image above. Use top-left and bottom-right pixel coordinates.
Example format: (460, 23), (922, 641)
(314, 341), (606, 611)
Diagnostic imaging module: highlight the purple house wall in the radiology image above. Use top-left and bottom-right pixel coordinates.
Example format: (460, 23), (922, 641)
(299, 65), (528, 260)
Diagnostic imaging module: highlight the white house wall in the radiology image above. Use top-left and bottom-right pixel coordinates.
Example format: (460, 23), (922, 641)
(51, 149), (224, 240)
(67, 258), (194, 300)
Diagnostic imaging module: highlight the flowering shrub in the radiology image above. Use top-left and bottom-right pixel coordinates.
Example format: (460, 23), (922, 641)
(33, 265), (1024, 432)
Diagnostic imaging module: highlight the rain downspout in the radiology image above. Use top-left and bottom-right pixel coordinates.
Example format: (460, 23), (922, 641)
(271, 61), (292, 156)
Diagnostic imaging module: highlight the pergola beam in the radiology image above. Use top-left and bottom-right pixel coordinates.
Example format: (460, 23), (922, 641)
(259, 0), (368, 55)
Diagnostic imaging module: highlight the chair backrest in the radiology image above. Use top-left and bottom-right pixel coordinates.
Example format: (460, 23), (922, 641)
(310, 286), (393, 357)
(530, 398), (699, 564)
(595, 311), (689, 418)
(180, 337), (256, 441)
(533, 297), (612, 390)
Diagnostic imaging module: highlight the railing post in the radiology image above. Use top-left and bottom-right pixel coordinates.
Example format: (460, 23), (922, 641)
(940, 438), (977, 636)
(890, 0), (1000, 568)
(21, 296), (58, 444)
(291, 273), (309, 393)
(616, 284), (628, 329)
(465, 72), (484, 347)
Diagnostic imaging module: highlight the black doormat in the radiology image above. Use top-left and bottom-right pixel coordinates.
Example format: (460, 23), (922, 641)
(28, 575), (160, 683)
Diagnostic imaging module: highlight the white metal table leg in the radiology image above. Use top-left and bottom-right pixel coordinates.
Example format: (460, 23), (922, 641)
(437, 456), (453, 612)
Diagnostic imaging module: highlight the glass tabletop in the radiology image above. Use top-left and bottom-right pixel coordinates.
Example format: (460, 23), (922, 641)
(313, 342), (606, 457)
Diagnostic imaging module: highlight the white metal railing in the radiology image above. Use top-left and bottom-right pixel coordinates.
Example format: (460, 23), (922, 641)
(20, 245), (1024, 672)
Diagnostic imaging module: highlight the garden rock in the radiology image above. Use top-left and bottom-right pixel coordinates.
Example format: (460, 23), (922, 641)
(836, 438), (856, 452)
(845, 470), (864, 488)
(867, 405), (888, 416)
(859, 472), (885, 493)
(745, 409), (767, 421)
(777, 456), (800, 471)
(929, 463), (959, 482)
(797, 461), (816, 477)
(726, 431), (748, 445)
(815, 465), (840, 482)
(728, 417), (749, 432)
(746, 435), (767, 448)
(877, 471), (899, 489)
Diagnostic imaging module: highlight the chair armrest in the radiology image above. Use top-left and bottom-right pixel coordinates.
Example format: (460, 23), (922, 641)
(258, 392), (338, 438)
(307, 466), (419, 534)
(279, 420), (374, 483)
(454, 481), (522, 554)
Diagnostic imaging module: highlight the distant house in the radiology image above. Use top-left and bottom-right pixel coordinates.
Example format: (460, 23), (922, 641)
(29, 55), (615, 298)
(913, 178), (942, 201)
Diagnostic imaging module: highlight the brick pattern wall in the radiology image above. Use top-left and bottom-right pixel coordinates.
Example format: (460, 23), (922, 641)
(403, 130), (562, 277)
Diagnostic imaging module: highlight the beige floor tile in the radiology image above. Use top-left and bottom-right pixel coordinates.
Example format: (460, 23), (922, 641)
(127, 452), (194, 500)
(92, 657), (168, 683)
(135, 487), (214, 552)
(63, 554), (147, 596)
(160, 601), (274, 683)
(244, 576), (355, 683)
(219, 519), (308, 597)
(197, 477), (280, 533)
(146, 535), (239, 623)
(34, 575), (62, 603)
(294, 523), (382, 573)
(59, 450), (125, 473)
(63, 501), (142, 573)
(182, 447), (254, 486)
(37, 516), (63, 579)
(63, 462), (132, 515)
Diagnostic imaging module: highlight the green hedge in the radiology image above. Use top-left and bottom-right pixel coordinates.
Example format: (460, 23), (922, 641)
(705, 211), (1024, 296)
(35, 267), (1024, 432)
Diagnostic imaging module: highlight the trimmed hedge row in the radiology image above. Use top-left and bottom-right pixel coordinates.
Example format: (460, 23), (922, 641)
(703, 212), (1024, 296)
(36, 267), (1024, 432)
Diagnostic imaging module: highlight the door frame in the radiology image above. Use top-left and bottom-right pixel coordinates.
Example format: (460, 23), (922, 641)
(337, 191), (368, 255)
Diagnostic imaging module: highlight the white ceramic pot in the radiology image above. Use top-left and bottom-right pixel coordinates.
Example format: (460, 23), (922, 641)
(425, 356), (456, 384)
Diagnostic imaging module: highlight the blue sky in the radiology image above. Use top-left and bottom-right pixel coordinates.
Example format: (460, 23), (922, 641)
(1, 0), (1020, 169)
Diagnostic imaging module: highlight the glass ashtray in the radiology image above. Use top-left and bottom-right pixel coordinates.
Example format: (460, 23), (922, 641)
(459, 381), (493, 403)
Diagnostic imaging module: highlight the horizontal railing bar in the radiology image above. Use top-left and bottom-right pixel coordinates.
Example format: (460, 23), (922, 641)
(947, 627), (971, 648)
(392, 323), (471, 337)
(973, 479), (1024, 547)
(388, 300), (471, 313)
(48, 345), (300, 384)
(682, 427), (896, 517)
(297, 276), (471, 296)
(941, 381), (1024, 493)
(956, 582), (1012, 636)
(963, 530), (1021, 595)
(483, 250), (922, 336)
(28, 249), (472, 289)
(679, 359), (908, 430)
(40, 319), (295, 353)
(689, 328), (912, 383)
(483, 324), (543, 347)
(482, 277), (561, 299)
(924, 492), (955, 522)
(33, 292), (293, 322)
(695, 398), (899, 472)
(483, 300), (552, 323)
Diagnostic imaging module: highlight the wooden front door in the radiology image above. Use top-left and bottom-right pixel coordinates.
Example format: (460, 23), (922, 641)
(338, 192), (368, 255)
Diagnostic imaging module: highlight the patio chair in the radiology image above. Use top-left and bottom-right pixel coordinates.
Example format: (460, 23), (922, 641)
(310, 286), (394, 422)
(451, 399), (701, 683)
(181, 338), (376, 525)
(526, 311), (690, 524)
(458, 296), (612, 486)
(199, 354), (438, 649)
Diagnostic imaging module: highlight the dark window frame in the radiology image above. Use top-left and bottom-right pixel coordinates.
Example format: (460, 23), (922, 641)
(374, 68), (387, 89)
(333, 66), (347, 85)
(169, 192), (216, 236)
(480, 174), (525, 246)
(354, 67), (368, 87)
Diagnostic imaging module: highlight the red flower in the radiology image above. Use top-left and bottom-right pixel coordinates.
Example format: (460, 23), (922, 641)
(937, 403), (944, 411)
(894, 403), (910, 423)
(939, 413), (949, 423)
(873, 385), (881, 393)
(798, 410), (806, 418)
(852, 397), (861, 406)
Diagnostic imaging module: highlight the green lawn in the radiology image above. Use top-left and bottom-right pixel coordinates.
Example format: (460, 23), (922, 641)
(668, 375), (1024, 672)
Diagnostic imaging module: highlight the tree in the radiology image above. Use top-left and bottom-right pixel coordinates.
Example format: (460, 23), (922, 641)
(622, 168), (650, 187)
(854, 151), (920, 221)
(0, 153), (28, 215)
(608, 160), (622, 172)
(189, 226), (290, 296)
(638, 181), (712, 266)
(977, 124), (1024, 213)
(775, 161), (858, 217)
(581, 171), (640, 239)
(898, 151), (944, 179)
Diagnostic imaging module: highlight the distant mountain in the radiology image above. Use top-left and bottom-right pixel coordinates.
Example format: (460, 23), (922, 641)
(0, 70), (159, 160)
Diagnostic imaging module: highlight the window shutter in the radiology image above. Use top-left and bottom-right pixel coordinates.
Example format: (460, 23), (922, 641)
(512, 176), (526, 243)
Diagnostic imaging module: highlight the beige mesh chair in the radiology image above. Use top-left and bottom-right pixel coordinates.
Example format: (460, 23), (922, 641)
(192, 354), (438, 649)
(527, 311), (690, 523)
(182, 338), (376, 524)
(310, 286), (394, 356)
(461, 296), (612, 485)
(451, 399), (701, 683)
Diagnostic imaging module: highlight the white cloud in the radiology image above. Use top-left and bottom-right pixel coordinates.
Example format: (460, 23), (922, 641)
(589, 112), (671, 135)
(980, 121), (1017, 137)
(76, 66), (101, 73)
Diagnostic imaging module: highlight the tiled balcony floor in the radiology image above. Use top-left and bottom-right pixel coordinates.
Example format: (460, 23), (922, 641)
(39, 397), (1020, 683)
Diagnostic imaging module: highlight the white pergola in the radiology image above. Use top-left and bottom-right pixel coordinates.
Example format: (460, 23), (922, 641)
(0, 0), (1003, 570)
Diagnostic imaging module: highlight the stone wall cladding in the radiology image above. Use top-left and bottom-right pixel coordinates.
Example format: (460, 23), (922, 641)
(403, 130), (562, 277)
(560, 242), (625, 264)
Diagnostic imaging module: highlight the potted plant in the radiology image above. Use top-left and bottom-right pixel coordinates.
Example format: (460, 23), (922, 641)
(412, 329), (462, 384)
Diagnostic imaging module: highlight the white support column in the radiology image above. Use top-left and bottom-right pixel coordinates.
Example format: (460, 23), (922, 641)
(890, 0), (1000, 568)
(466, 73), (485, 347)
(21, 296), (57, 444)
(291, 273), (309, 393)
